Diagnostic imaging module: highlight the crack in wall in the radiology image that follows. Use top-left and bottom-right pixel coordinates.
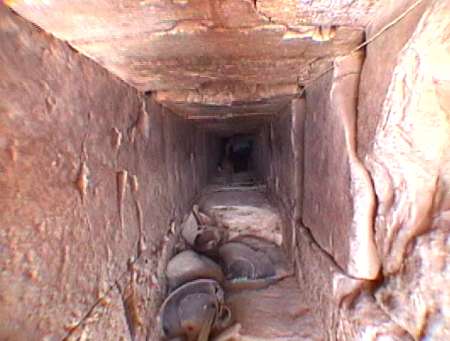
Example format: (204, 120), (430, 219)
(297, 222), (360, 281)
(132, 182), (146, 258)
(61, 254), (145, 340)
(116, 282), (135, 341)
(295, 219), (413, 339)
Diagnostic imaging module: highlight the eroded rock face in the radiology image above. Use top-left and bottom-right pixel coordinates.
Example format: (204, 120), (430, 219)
(266, 98), (305, 257)
(357, 0), (432, 160)
(154, 82), (299, 119)
(365, 0), (450, 338)
(337, 293), (414, 340)
(286, 0), (449, 338)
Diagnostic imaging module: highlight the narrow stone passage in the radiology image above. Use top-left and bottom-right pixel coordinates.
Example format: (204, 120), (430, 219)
(1, 1), (449, 340)
(158, 167), (325, 340)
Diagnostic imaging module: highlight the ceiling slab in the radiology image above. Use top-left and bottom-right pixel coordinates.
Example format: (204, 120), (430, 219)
(197, 115), (271, 136)
(155, 82), (297, 118)
(7, 0), (365, 93)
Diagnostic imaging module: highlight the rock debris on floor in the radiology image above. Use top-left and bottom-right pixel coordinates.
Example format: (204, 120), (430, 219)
(158, 182), (315, 340)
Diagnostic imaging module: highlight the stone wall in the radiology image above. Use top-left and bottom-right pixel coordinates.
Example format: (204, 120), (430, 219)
(304, 70), (353, 266)
(303, 51), (380, 280)
(287, 0), (449, 338)
(0, 6), (208, 340)
(360, 0), (450, 338)
(304, 0), (449, 338)
(268, 100), (303, 216)
(252, 124), (271, 182)
(266, 99), (304, 257)
(1, 0), (449, 339)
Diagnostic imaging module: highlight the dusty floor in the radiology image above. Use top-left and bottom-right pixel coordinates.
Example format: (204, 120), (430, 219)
(226, 277), (322, 340)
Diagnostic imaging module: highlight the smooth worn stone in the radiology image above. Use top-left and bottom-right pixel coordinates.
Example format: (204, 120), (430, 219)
(218, 238), (290, 291)
(166, 250), (225, 291)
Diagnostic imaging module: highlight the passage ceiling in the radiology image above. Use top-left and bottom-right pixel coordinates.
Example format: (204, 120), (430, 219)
(7, 0), (380, 116)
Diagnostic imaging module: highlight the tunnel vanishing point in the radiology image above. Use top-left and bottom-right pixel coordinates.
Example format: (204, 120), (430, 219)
(0, 0), (449, 340)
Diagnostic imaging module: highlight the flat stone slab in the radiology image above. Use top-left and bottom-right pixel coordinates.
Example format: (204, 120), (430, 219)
(198, 186), (283, 245)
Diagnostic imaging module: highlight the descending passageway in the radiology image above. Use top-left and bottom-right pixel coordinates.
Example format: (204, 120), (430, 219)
(1, 1), (450, 340)
(194, 179), (322, 340)
(157, 125), (318, 340)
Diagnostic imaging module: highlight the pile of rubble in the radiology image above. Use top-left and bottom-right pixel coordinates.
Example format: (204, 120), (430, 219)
(158, 205), (290, 340)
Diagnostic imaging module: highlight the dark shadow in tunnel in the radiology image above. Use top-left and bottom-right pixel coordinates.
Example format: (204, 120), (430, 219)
(219, 134), (255, 173)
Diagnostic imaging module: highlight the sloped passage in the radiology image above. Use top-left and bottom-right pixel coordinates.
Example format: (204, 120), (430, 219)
(162, 183), (323, 341)
(199, 186), (322, 340)
(1, 0), (450, 340)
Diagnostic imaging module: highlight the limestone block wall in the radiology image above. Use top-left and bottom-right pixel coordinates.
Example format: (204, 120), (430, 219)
(268, 0), (449, 338)
(266, 99), (304, 258)
(252, 124), (271, 183)
(268, 100), (304, 217)
(0, 6), (208, 340)
(303, 70), (356, 271)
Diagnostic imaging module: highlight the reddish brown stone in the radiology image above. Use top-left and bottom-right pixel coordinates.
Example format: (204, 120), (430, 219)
(303, 70), (354, 270)
(0, 6), (210, 339)
(1, 0), (449, 339)
(357, 0), (431, 160)
(365, 0), (450, 338)
(6, 0), (363, 98)
(257, 0), (384, 27)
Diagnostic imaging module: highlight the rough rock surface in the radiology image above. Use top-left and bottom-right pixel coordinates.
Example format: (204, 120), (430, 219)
(226, 277), (321, 340)
(357, 0), (432, 160)
(154, 83), (299, 119)
(0, 6), (210, 340)
(337, 293), (414, 340)
(268, 0), (450, 338)
(293, 224), (370, 340)
(304, 70), (354, 272)
(364, 0), (450, 338)
(6, 0), (364, 115)
(268, 99), (304, 217)
(266, 98), (305, 257)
